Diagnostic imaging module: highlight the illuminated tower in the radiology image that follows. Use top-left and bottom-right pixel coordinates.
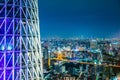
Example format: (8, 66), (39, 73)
(0, 0), (43, 80)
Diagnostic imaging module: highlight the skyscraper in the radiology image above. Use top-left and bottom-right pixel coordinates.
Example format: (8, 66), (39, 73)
(90, 40), (98, 49)
(0, 0), (43, 80)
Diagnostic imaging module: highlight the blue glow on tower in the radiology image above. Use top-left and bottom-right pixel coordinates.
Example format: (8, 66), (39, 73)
(7, 45), (12, 51)
(0, 0), (43, 80)
(1, 45), (5, 50)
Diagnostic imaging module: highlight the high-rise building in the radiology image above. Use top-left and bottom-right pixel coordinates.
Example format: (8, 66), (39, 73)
(90, 40), (98, 49)
(0, 0), (43, 80)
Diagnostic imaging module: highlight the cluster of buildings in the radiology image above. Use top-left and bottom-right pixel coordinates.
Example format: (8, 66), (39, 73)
(42, 38), (120, 80)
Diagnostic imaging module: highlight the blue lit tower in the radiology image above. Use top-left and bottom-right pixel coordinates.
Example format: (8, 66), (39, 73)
(0, 0), (43, 80)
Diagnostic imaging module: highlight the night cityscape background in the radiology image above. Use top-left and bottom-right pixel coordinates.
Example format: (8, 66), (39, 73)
(39, 0), (120, 80)
(0, 0), (120, 80)
(39, 0), (120, 38)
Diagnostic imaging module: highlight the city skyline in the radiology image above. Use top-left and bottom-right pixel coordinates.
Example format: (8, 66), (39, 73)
(39, 0), (120, 38)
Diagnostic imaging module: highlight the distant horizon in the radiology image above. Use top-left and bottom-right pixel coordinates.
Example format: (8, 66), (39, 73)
(40, 30), (120, 39)
(40, 33), (120, 39)
(41, 36), (120, 40)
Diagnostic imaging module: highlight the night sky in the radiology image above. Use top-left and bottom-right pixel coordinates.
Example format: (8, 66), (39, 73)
(39, 0), (120, 38)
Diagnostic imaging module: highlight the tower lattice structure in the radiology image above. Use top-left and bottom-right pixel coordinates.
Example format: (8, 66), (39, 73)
(0, 0), (43, 80)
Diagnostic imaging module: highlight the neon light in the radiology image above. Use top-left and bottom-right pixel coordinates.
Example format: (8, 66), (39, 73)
(1, 45), (5, 50)
(7, 45), (12, 50)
